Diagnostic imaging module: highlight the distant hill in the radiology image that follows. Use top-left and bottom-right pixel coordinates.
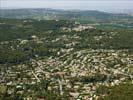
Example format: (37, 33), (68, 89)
(121, 9), (133, 16)
(0, 8), (133, 23)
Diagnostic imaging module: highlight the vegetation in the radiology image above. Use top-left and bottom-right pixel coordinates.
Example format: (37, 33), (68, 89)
(97, 84), (133, 100)
(0, 12), (133, 99)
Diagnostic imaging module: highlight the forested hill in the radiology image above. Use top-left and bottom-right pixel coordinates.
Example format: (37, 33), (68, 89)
(0, 8), (133, 23)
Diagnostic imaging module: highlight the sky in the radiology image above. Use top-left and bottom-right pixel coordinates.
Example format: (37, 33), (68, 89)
(1, 0), (133, 12)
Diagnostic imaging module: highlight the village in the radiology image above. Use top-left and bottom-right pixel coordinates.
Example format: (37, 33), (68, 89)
(0, 18), (133, 100)
(0, 32), (133, 99)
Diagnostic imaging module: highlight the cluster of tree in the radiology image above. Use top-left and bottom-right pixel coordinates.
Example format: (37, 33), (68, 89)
(96, 83), (133, 100)
(72, 29), (133, 51)
(0, 19), (74, 41)
(71, 74), (107, 84)
(0, 42), (50, 64)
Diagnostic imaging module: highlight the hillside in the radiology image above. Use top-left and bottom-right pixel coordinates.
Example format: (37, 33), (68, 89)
(0, 18), (133, 100)
(0, 9), (133, 23)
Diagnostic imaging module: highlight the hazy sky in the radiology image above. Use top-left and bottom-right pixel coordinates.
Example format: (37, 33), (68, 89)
(1, 0), (133, 11)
